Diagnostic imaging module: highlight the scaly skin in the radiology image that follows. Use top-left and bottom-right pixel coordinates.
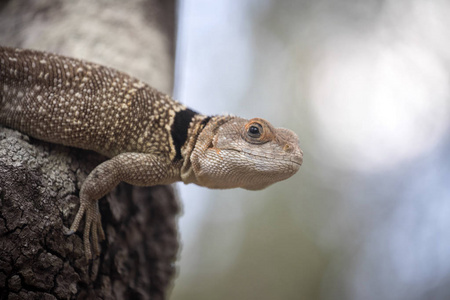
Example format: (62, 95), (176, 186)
(0, 46), (303, 259)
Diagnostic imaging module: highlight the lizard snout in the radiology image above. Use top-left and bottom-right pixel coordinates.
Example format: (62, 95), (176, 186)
(285, 143), (303, 166)
(281, 137), (302, 157)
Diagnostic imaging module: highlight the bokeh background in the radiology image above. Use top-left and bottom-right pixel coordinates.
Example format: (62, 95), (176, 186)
(171, 0), (450, 299)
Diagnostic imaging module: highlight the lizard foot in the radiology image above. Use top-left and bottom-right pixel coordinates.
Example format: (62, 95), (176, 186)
(69, 200), (106, 260)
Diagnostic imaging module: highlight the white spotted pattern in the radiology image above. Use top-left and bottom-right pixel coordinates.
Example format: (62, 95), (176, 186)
(0, 47), (185, 158)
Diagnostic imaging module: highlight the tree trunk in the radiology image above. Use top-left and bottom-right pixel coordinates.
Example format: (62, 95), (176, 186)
(0, 0), (180, 299)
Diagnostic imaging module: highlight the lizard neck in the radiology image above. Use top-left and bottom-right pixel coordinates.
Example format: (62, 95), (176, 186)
(170, 108), (211, 178)
(180, 115), (233, 185)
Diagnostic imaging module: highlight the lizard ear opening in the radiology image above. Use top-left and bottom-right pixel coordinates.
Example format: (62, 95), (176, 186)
(242, 118), (275, 144)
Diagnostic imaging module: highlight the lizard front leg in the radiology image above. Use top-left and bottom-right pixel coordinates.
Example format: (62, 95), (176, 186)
(68, 152), (178, 260)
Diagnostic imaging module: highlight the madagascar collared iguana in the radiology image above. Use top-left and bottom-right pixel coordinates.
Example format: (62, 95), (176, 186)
(0, 46), (303, 259)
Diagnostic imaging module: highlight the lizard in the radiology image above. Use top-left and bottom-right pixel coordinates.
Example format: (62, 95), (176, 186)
(0, 46), (303, 260)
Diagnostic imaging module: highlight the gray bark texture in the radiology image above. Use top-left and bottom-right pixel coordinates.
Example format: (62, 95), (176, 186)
(0, 0), (180, 299)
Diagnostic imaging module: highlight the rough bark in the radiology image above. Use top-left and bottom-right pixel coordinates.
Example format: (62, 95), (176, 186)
(0, 0), (180, 299)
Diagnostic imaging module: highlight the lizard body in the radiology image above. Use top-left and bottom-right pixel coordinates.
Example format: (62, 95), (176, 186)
(0, 46), (303, 259)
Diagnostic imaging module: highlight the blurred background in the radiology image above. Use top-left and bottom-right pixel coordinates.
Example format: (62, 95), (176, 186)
(172, 0), (450, 299)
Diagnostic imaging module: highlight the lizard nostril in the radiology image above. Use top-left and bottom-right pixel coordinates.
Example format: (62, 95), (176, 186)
(283, 144), (292, 153)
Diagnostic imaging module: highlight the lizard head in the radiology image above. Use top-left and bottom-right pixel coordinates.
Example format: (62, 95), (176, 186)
(184, 116), (303, 190)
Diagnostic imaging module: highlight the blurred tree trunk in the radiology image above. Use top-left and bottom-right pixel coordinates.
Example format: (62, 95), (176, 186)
(0, 0), (180, 299)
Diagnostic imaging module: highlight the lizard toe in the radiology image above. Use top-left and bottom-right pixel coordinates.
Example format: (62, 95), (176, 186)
(83, 215), (93, 260)
(69, 202), (86, 234)
(97, 215), (106, 241)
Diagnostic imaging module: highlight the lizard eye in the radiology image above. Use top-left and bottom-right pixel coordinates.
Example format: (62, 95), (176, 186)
(244, 121), (268, 144)
(248, 124), (262, 138)
(243, 118), (276, 144)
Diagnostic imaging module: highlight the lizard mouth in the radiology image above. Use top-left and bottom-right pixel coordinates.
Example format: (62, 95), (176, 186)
(220, 148), (303, 167)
